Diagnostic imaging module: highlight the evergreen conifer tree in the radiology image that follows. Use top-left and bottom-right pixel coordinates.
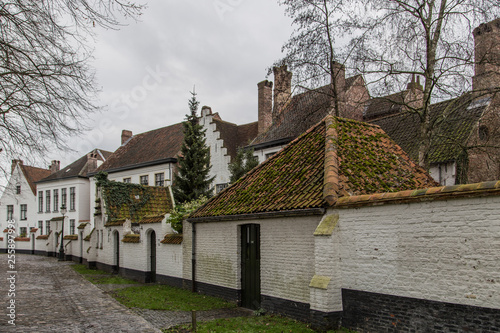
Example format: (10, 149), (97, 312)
(229, 148), (259, 183)
(172, 91), (214, 204)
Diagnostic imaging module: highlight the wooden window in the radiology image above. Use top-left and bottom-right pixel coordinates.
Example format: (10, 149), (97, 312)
(140, 175), (149, 186)
(53, 189), (59, 212)
(7, 205), (13, 220)
(70, 187), (76, 210)
(155, 173), (164, 186)
(38, 191), (43, 212)
(45, 190), (51, 212)
(20, 204), (27, 220)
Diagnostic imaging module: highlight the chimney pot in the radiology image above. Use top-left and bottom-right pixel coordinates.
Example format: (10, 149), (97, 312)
(121, 130), (133, 145)
(50, 160), (60, 174)
(87, 152), (98, 174)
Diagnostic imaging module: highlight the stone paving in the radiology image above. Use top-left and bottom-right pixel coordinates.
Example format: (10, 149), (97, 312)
(0, 254), (251, 332)
(0, 254), (160, 332)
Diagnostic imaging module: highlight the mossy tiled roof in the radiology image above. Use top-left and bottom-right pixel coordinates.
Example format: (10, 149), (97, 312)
(160, 233), (183, 244)
(122, 233), (140, 243)
(191, 116), (437, 219)
(101, 182), (174, 223)
(63, 235), (78, 240)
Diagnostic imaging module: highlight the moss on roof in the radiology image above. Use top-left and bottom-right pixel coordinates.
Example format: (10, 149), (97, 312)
(191, 116), (437, 219)
(98, 175), (174, 223)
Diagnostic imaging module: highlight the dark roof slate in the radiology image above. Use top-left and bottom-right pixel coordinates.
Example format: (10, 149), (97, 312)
(211, 117), (258, 161)
(38, 149), (112, 183)
(97, 123), (184, 173)
(191, 116), (437, 219)
(250, 76), (361, 147)
(370, 94), (489, 164)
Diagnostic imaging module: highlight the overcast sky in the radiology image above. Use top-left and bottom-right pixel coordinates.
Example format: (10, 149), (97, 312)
(51, 0), (293, 168)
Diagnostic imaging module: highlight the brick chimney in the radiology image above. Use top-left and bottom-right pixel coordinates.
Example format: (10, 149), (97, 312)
(258, 80), (273, 134)
(49, 160), (60, 174)
(11, 159), (22, 174)
(331, 62), (347, 115)
(121, 129), (133, 145)
(87, 152), (98, 174)
(473, 18), (500, 92)
(273, 65), (292, 117)
(405, 74), (424, 109)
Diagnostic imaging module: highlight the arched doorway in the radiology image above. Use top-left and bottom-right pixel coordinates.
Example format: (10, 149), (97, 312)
(113, 230), (120, 274)
(148, 230), (156, 283)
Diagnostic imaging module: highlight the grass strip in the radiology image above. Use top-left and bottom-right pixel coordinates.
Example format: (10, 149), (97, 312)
(112, 284), (236, 311)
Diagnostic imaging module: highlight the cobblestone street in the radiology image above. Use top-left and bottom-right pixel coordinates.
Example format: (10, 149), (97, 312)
(0, 254), (160, 332)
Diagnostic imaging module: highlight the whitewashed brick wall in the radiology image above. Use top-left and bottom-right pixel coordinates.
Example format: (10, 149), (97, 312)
(188, 216), (321, 304)
(201, 112), (232, 187)
(315, 196), (500, 311)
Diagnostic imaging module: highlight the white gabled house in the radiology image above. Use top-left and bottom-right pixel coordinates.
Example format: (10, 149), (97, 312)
(0, 160), (51, 253)
(34, 149), (111, 259)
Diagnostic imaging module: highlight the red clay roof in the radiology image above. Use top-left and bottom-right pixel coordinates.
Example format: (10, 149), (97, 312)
(21, 164), (51, 195)
(191, 116), (437, 219)
(97, 123), (184, 173)
(211, 117), (258, 161)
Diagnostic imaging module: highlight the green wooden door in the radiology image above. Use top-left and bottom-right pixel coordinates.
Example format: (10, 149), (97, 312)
(241, 224), (261, 309)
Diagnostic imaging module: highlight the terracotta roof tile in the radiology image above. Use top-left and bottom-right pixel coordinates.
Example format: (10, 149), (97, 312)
(335, 180), (500, 208)
(191, 116), (437, 219)
(20, 165), (51, 195)
(138, 215), (164, 224)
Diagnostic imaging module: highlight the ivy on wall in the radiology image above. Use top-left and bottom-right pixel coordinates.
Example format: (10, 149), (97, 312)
(95, 172), (152, 221)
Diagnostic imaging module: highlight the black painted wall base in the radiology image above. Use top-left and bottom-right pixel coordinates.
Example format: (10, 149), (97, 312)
(15, 249), (33, 255)
(342, 289), (500, 333)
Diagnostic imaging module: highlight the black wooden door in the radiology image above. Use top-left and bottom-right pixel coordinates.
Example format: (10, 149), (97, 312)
(241, 224), (261, 309)
(150, 230), (156, 283)
(114, 231), (120, 272)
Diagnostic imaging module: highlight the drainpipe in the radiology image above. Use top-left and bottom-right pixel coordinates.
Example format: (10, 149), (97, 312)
(191, 221), (196, 293)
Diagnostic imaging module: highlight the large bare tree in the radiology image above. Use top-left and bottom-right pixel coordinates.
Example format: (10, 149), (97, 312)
(0, 0), (142, 176)
(274, 0), (354, 117)
(351, 0), (500, 169)
(277, 0), (500, 171)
